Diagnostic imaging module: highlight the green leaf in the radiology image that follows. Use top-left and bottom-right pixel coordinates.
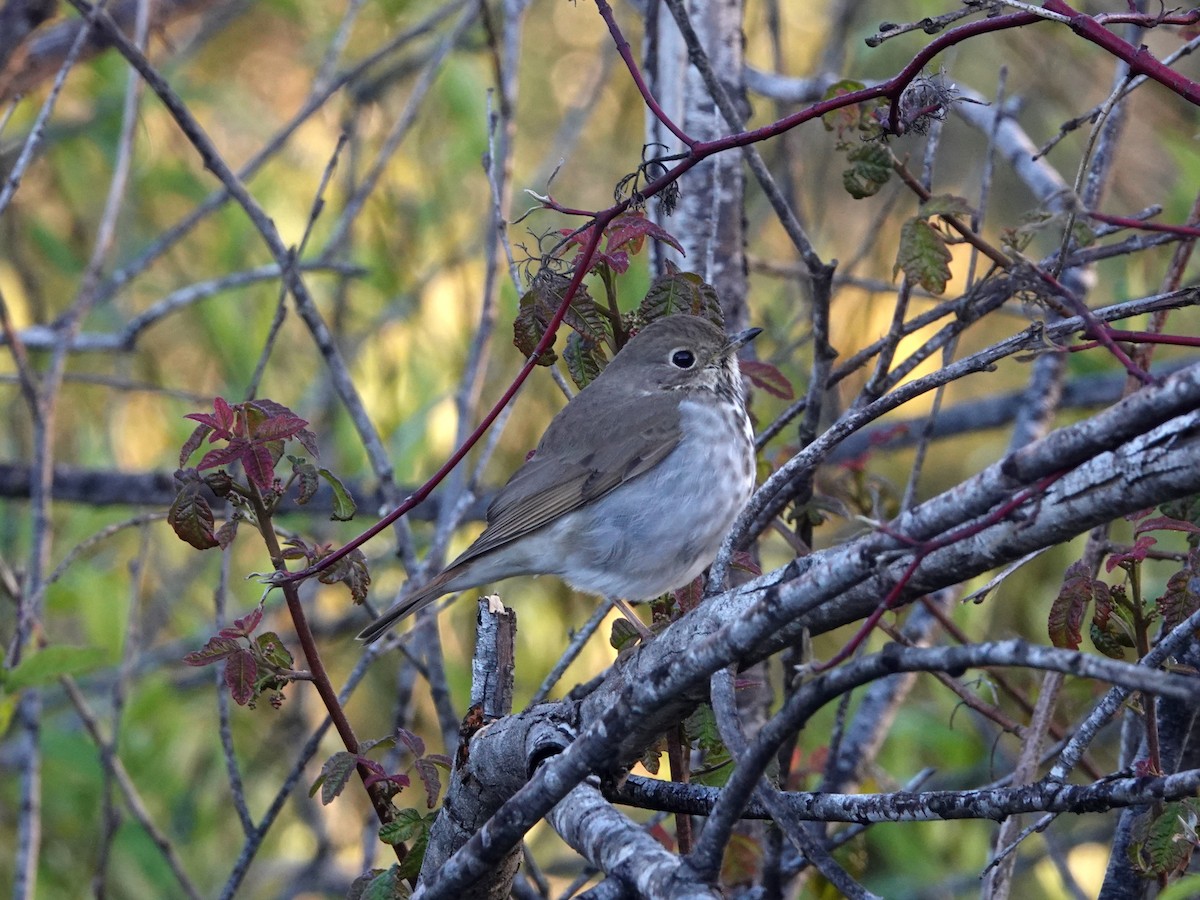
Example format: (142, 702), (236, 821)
(352, 865), (411, 900)
(1130, 801), (1199, 877)
(0, 694), (16, 736)
(318, 467), (357, 521)
(820, 79), (869, 135)
(379, 807), (429, 845)
(842, 142), (892, 199)
(608, 617), (643, 651)
(318, 751), (359, 805)
(168, 483), (219, 550)
(563, 330), (607, 389)
(638, 270), (724, 328)
(254, 632), (294, 671)
(894, 216), (953, 294)
(4, 645), (110, 691)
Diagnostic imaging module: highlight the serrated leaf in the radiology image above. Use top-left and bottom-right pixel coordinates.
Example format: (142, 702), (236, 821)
(195, 442), (245, 473)
(563, 331), (607, 389)
(4, 646), (109, 691)
(224, 649), (258, 706)
(1048, 562), (1097, 650)
(1158, 554), (1200, 633)
(318, 548), (372, 604)
(638, 271), (724, 328)
(740, 359), (794, 399)
(215, 519), (238, 549)
(842, 142), (892, 199)
(684, 704), (725, 756)
(379, 807), (428, 845)
(318, 751), (359, 805)
(255, 632), (294, 670)
(1130, 801), (1199, 877)
(820, 79), (869, 135)
(513, 272), (571, 365)
(318, 467), (357, 521)
(894, 216), (953, 294)
(639, 744), (662, 775)
(396, 822), (430, 882)
(353, 865), (411, 900)
(605, 211), (684, 257)
(608, 617), (642, 651)
(1136, 516), (1200, 537)
(242, 441), (278, 492)
(168, 484), (219, 550)
(183, 635), (243, 667)
(395, 726), (426, 759)
(289, 457), (319, 505)
(415, 757), (442, 808)
(179, 423), (211, 468)
(920, 194), (974, 219)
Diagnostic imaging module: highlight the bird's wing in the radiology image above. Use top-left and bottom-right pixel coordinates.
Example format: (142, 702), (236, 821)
(452, 389), (682, 563)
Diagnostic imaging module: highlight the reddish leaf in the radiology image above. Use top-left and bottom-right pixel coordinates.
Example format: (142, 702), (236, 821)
(1049, 561), (1096, 650)
(674, 577), (703, 613)
(318, 548), (372, 604)
(184, 397), (236, 438)
(224, 649), (257, 706)
(241, 441), (278, 492)
(316, 751), (359, 805)
(395, 727), (425, 759)
(196, 441), (246, 472)
(731, 550), (763, 577)
(215, 519), (238, 549)
(183, 635), (243, 667)
(605, 212), (684, 256)
(1135, 516), (1200, 537)
(226, 608), (262, 637)
(741, 359), (794, 399)
(414, 758), (442, 808)
(1158, 553), (1200, 632)
(179, 423), (211, 468)
(1105, 535), (1157, 572)
(248, 411), (310, 443)
(168, 485), (219, 550)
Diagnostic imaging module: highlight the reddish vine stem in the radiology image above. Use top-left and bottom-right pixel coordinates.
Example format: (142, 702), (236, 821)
(245, 484), (401, 842)
(814, 470), (1070, 672)
(1088, 211), (1200, 238)
(592, 0), (693, 147)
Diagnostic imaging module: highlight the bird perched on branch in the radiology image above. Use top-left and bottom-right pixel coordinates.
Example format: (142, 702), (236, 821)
(358, 314), (759, 643)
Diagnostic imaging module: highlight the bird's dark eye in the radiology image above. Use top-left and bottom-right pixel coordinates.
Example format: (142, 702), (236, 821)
(671, 349), (696, 369)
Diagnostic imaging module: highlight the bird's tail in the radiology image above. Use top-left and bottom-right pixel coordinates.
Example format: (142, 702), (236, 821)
(355, 568), (459, 643)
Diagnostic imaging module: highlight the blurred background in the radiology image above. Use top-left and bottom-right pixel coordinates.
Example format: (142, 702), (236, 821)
(1, 0), (1199, 896)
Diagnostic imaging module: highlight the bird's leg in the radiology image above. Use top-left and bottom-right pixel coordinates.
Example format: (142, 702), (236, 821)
(610, 596), (654, 641)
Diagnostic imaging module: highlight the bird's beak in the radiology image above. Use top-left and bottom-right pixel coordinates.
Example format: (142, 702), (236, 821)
(723, 326), (762, 356)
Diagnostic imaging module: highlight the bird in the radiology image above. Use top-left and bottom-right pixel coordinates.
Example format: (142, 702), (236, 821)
(357, 313), (760, 643)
